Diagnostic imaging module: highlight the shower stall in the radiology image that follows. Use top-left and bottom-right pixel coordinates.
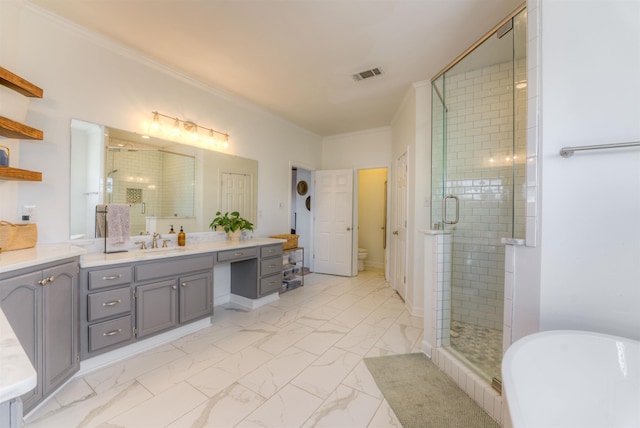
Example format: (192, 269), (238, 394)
(430, 6), (527, 387)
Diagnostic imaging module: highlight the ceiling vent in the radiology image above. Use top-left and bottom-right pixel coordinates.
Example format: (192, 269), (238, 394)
(352, 67), (383, 82)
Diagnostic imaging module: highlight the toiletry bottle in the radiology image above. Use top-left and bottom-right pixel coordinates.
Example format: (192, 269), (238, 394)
(169, 225), (176, 234)
(178, 226), (186, 246)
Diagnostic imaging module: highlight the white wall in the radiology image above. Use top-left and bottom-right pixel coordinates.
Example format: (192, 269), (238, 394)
(321, 127), (392, 170)
(390, 82), (430, 318)
(513, 0), (640, 341)
(0, 0), (322, 242)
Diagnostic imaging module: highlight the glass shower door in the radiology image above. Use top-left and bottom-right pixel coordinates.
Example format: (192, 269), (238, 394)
(430, 9), (527, 385)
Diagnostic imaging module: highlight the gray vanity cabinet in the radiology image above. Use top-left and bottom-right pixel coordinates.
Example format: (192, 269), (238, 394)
(227, 244), (283, 299)
(179, 272), (213, 324)
(135, 280), (178, 338)
(80, 254), (214, 357)
(0, 259), (79, 413)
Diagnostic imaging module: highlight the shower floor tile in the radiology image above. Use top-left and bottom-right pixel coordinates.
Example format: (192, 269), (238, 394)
(450, 320), (502, 381)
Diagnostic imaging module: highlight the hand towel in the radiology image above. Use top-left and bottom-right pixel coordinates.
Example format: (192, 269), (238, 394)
(106, 204), (130, 246)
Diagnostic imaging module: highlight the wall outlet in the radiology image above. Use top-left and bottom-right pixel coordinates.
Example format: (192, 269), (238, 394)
(22, 205), (37, 222)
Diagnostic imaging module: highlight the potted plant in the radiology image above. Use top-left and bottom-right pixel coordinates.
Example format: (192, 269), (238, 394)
(209, 211), (254, 240)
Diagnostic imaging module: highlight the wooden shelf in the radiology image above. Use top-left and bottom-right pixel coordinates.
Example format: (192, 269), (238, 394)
(0, 166), (42, 181)
(0, 66), (43, 98)
(0, 116), (43, 140)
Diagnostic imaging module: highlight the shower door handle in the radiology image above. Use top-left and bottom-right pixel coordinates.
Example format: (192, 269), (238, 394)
(442, 194), (459, 225)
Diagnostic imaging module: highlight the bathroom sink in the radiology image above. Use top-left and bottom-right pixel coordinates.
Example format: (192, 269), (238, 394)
(502, 330), (640, 428)
(138, 247), (188, 258)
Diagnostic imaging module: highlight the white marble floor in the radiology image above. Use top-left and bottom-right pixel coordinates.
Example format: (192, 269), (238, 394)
(25, 269), (424, 428)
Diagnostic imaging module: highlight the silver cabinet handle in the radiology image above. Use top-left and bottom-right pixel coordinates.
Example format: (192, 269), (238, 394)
(102, 299), (121, 307)
(268, 264), (276, 268)
(234, 252), (243, 256)
(103, 329), (122, 337)
(103, 274), (123, 280)
(181, 282), (187, 287)
(38, 276), (55, 286)
(172, 285), (177, 290)
(442, 194), (460, 225)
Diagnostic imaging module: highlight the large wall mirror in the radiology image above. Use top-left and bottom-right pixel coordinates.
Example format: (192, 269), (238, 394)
(70, 119), (258, 240)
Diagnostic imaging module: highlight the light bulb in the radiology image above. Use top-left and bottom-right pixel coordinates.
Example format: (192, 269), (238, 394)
(208, 130), (215, 145)
(223, 135), (229, 149)
(173, 118), (180, 136)
(152, 112), (160, 132)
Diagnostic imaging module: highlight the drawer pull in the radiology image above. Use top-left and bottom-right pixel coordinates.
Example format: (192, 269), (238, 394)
(234, 252), (243, 256)
(181, 282), (187, 287)
(103, 328), (122, 337)
(268, 264), (277, 268)
(102, 299), (122, 307)
(268, 281), (277, 286)
(103, 274), (123, 281)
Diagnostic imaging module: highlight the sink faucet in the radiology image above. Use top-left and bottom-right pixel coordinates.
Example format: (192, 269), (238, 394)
(151, 232), (161, 248)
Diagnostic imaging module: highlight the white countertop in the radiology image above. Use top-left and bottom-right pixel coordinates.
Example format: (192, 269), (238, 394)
(0, 308), (37, 403)
(80, 237), (284, 267)
(0, 244), (87, 275)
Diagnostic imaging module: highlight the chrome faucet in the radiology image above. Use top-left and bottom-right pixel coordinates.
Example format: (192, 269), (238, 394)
(151, 232), (161, 248)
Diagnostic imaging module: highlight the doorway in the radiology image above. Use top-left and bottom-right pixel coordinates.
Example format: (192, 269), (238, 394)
(291, 167), (312, 270)
(357, 168), (388, 276)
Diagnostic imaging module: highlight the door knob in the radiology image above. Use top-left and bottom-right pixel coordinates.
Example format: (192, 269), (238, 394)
(347, 227), (351, 231)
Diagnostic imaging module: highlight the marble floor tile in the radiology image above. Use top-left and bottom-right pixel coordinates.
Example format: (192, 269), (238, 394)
(302, 384), (381, 428)
(26, 269), (427, 428)
(236, 384), (323, 428)
(367, 399), (402, 427)
(334, 322), (388, 356)
(291, 347), (361, 399)
(238, 347), (317, 398)
(166, 383), (265, 428)
(253, 321), (314, 355)
(341, 360), (383, 399)
(25, 380), (152, 428)
(375, 322), (423, 354)
(293, 321), (350, 356)
(83, 343), (186, 394)
(136, 343), (230, 395)
(108, 381), (207, 427)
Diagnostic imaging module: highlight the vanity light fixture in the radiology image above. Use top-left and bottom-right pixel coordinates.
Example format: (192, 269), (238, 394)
(150, 111), (230, 149)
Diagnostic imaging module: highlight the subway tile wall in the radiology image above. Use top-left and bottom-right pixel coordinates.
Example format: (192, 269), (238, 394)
(431, 58), (527, 331)
(106, 137), (195, 235)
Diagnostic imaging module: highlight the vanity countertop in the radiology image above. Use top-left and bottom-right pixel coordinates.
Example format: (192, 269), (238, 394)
(0, 308), (37, 403)
(0, 244), (87, 275)
(80, 237), (285, 268)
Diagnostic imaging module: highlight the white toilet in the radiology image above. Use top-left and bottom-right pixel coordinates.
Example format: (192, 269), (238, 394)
(357, 248), (368, 272)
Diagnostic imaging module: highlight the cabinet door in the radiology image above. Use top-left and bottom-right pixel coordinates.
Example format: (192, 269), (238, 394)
(0, 271), (42, 410)
(42, 261), (79, 394)
(136, 280), (177, 338)
(179, 272), (212, 324)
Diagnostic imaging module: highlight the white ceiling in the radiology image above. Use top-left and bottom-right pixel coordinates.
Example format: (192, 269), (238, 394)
(28, 0), (523, 137)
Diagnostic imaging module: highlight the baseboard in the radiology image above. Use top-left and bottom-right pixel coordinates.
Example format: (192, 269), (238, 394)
(229, 292), (279, 310)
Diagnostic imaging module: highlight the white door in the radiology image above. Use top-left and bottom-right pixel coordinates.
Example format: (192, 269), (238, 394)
(393, 153), (408, 299)
(221, 173), (254, 222)
(313, 169), (354, 276)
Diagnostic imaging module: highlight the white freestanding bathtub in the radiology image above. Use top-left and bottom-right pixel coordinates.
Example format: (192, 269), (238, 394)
(502, 330), (640, 428)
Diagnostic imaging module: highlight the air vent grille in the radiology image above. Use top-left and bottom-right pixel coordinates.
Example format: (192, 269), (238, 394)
(352, 67), (383, 82)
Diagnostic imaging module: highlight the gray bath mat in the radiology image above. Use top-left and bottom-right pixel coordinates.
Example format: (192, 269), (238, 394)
(364, 353), (499, 428)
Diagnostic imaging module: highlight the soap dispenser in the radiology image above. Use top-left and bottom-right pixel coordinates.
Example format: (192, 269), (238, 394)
(178, 226), (186, 246)
(169, 225), (176, 234)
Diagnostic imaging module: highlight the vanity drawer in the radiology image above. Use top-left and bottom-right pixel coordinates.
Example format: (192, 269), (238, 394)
(260, 244), (283, 258)
(217, 247), (257, 263)
(260, 257), (282, 277)
(88, 287), (132, 322)
(88, 315), (133, 353)
(89, 266), (133, 290)
(135, 255), (214, 282)
(260, 274), (282, 296)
